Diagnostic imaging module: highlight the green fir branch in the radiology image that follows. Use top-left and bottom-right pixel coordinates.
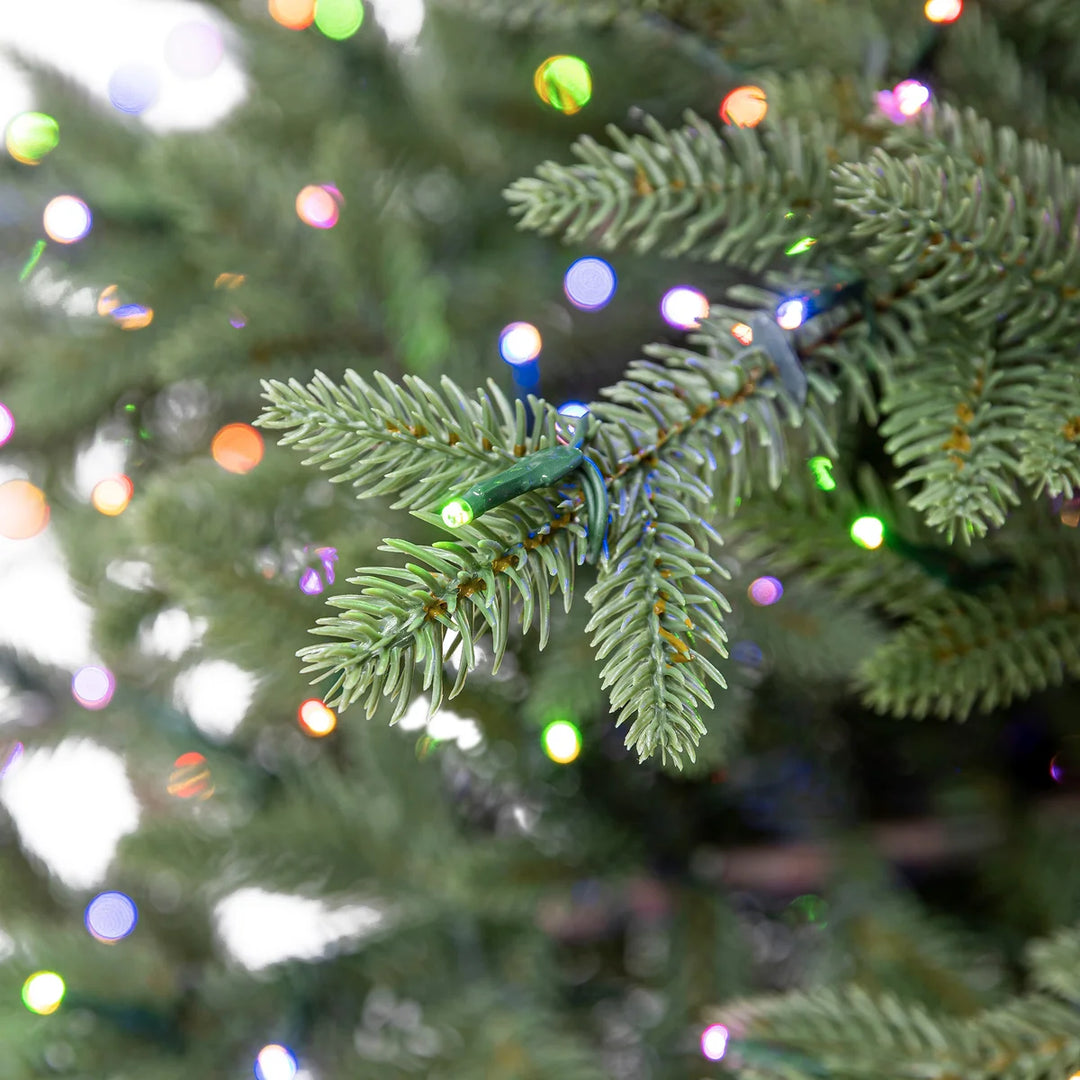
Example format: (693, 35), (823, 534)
(1025, 924), (1080, 1005)
(504, 110), (859, 271)
(878, 326), (1035, 541)
(260, 322), (821, 761)
(586, 505), (731, 767)
(856, 586), (1080, 720)
(718, 986), (1080, 1080)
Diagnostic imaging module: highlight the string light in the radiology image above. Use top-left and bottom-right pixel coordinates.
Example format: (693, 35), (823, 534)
(850, 515), (885, 550)
(85, 891), (138, 943)
(701, 1023), (729, 1061)
(731, 322), (753, 345)
(113, 304), (154, 330)
(168, 752), (215, 799)
(785, 236), (817, 255)
(211, 423), (264, 474)
(498, 322), (542, 364)
(719, 86), (767, 127)
(255, 1044), (298, 1080)
(0, 480), (50, 539)
(895, 79), (931, 116)
(563, 257), (616, 310)
(924, 0), (962, 23)
(298, 699), (337, 737)
(296, 184), (342, 229)
(748, 576), (783, 606)
(5, 112), (59, 165)
(43, 196), (92, 244)
(72, 665), (116, 710)
(534, 55), (592, 115)
(314, 0), (364, 39)
(269, 0), (314, 28)
(22, 972), (65, 1016)
(91, 475), (134, 516)
(661, 286), (709, 330)
(542, 718), (581, 764)
(776, 299), (806, 330)
(0, 402), (13, 447)
(164, 20), (225, 78)
(107, 64), (160, 114)
(97, 286), (120, 316)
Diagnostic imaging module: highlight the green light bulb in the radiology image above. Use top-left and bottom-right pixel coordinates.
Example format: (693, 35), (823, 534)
(785, 236), (817, 255)
(850, 515), (885, 550)
(441, 498), (473, 529)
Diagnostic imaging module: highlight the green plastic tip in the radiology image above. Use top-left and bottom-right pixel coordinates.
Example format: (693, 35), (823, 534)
(808, 456), (837, 491)
(441, 499), (473, 528)
(785, 236), (817, 256)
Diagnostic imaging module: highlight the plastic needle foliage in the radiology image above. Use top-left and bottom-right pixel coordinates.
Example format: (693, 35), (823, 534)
(262, 71), (1080, 763)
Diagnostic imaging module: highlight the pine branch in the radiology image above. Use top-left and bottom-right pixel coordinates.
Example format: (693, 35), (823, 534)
(1026, 924), (1080, 1005)
(856, 586), (1080, 720)
(877, 325), (1036, 541)
(717, 986), (1080, 1079)
(586, 506), (730, 766)
(504, 110), (860, 271)
(259, 319), (823, 762)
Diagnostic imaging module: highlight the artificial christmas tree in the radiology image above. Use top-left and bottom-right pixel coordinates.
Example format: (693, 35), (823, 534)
(1, 0), (1079, 1076)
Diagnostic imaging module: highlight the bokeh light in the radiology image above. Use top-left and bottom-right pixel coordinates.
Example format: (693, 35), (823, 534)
(786, 236), (817, 256)
(72, 665), (116, 710)
(168, 752), (215, 800)
(43, 196), (92, 244)
(269, 0), (315, 29)
(850, 515), (885, 550)
(499, 322), (542, 364)
(720, 85), (768, 127)
(212, 424), (264, 474)
(748, 576), (783, 606)
(661, 287), (709, 330)
(730, 640), (763, 667)
(230, 312), (247, 329)
(299, 568), (322, 595)
(107, 64), (160, 114)
(164, 20), (225, 78)
(112, 304), (154, 330)
(215, 272), (246, 289)
(0, 480), (50, 540)
(298, 699), (337, 737)
(925, 0), (962, 22)
(808, 456), (837, 491)
(1051, 754), (1064, 783)
(255, 1044), (298, 1080)
(563, 257), (617, 310)
(97, 285), (120, 317)
(295, 184), (341, 229)
(558, 401), (589, 419)
(5, 112), (59, 165)
(534, 55), (592, 115)
(895, 79), (931, 117)
(85, 891), (138, 943)
(314, 0), (364, 39)
(701, 1023), (729, 1061)
(91, 475), (134, 516)
(22, 972), (65, 1016)
(0, 402), (13, 447)
(731, 322), (753, 345)
(542, 719), (581, 764)
(776, 299), (806, 330)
